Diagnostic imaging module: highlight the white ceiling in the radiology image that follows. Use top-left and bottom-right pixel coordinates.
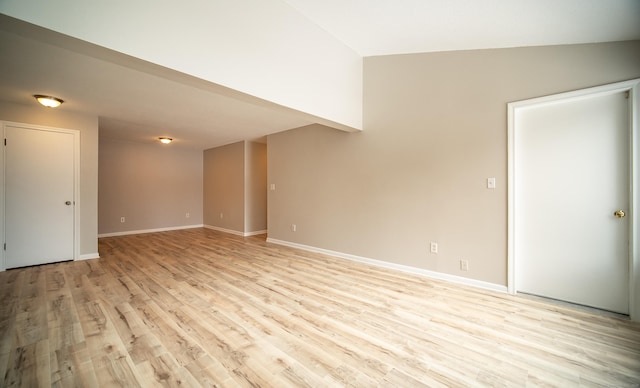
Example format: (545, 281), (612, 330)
(1, 1), (639, 150)
(284, 0), (640, 56)
(0, 15), (315, 150)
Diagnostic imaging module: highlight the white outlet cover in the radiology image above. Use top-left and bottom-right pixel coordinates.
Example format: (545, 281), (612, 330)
(430, 242), (438, 253)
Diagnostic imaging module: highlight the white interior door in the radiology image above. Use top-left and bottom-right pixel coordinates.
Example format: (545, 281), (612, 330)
(513, 90), (630, 314)
(4, 124), (76, 269)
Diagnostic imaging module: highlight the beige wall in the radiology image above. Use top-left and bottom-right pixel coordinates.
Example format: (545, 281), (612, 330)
(268, 41), (640, 286)
(245, 141), (267, 233)
(98, 138), (203, 234)
(204, 140), (267, 234)
(0, 101), (99, 257)
(204, 141), (245, 232)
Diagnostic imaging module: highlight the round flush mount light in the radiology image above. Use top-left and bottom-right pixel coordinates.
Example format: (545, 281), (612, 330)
(34, 95), (64, 108)
(158, 137), (173, 144)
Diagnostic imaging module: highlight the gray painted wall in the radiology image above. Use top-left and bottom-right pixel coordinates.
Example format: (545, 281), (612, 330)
(203, 141), (245, 232)
(204, 141), (267, 234)
(245, 141), (268, 234)
(98, 138), (203, 235)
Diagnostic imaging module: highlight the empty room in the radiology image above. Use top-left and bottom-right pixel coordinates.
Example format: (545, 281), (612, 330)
(1, 1), (640, 386)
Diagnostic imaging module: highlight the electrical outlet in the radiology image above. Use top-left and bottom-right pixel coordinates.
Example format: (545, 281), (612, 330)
(186, 212), (190, 218)
(430, 242), (438, 254)
(220, 213), (224, 219)
(291, 224), (297, 232)
(460, 259), (469, 271)
(120, 217), (125, 223)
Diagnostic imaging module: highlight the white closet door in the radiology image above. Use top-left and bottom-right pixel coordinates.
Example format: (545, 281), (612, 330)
(514, 90), (630, 314)
(5, 124), (76, 269)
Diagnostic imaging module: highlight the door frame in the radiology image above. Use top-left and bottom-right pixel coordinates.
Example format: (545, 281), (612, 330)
(507, 79), (640, 321)
(1, 121), (81, 271)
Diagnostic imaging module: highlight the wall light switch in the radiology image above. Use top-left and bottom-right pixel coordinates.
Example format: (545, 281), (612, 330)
(270, 184), (276, 191)
(487, 177), (496, 189)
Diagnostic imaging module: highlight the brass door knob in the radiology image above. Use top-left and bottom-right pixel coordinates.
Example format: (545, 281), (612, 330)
(614, 210), (625, 218)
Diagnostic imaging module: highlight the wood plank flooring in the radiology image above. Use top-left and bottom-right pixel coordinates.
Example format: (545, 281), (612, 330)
(1, 228), (639, 387)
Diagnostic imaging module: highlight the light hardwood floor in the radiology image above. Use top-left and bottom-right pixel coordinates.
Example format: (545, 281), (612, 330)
(1, 228), (639, 387)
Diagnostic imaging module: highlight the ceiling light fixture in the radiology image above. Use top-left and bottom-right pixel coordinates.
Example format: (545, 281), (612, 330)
(159, 137), (173, 144)
(34, 95), (64, 108)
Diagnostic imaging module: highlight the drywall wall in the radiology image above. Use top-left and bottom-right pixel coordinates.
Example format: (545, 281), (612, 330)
(0, 0), (362, 130)
(0, 101), (99, 258)
(203, 141), (245, 233)
(267, 41), (640, 286)
(245, 141), (267, 233)
(98, 138), (203, 234)
(204, 140), (267, 235)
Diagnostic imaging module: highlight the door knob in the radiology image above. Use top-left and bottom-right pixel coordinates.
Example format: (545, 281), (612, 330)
(614, 210), (625, 218)
(65, 201), (72, 206)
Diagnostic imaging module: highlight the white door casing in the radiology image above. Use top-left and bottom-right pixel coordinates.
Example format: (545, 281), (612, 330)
(2, 121), (80, 270)
(508, 79), (640, 320)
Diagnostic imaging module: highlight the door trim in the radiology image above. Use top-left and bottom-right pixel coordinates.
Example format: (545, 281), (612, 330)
(1, 121), (80, 271)
(507, 79), (640, 320)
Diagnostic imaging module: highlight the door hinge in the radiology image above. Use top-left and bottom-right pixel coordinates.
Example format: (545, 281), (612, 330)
(3, 243), (5, 251)
(4, 138), (6, 146)
(625, 91), (630, 99)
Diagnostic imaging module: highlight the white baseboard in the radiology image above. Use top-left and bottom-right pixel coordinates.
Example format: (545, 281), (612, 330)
(204, 225), (267, 237)
(266, 238), (508, 294)
(203, 225), (244, 236)
(78, 253), (100, 261)
(98, 224), (204, 238)
(245, 229), (268, 236)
